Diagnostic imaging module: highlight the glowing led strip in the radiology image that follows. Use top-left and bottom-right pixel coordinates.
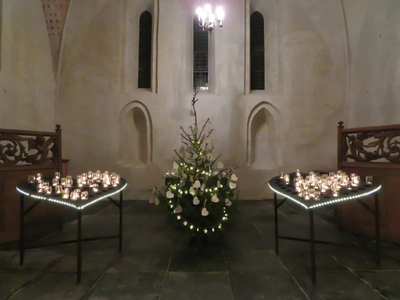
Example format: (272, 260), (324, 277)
(268, 183), (381, 210)
(16, 182), (127, 210)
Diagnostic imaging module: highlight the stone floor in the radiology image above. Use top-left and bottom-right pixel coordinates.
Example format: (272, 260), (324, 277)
(1, 200), (400, 300)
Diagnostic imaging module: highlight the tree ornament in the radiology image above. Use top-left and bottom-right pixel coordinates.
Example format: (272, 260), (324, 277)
(175, 205), (182, 213)
(193, 180), (201, 188)
(189, 186), (196, 195)
(201, 207), (209, 216)
(211, 194), (219, 203)
(193, 196), (200, 205)
(166, 191), (174, 199)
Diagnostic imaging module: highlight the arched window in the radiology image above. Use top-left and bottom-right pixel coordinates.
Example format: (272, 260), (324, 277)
(193, 18), (208, 91)
(250, 12), (265, 90)
(138, 11), (152, 89)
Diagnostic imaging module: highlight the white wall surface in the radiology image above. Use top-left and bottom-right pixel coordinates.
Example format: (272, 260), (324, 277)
(1, 0), (393, 200)
(343, 0), (400, 127)
(0, 0), (56, 131)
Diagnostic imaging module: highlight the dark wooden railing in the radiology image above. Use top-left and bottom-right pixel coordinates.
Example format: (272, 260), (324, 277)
(337, 121), (400, 244)
(0, 125), (63, 244)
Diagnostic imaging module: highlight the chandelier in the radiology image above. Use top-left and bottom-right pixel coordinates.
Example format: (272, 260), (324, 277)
(195, 4), (224, 32)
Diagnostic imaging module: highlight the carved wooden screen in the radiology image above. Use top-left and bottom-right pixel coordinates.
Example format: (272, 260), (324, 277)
(0, 125), (62, 243)
(337, 121), (400, 166)
(337, 121), (400, 244)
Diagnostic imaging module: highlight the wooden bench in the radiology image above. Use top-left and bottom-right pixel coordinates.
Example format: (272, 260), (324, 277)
(336, 121), (400, 244)
(0, 125), (63, 244)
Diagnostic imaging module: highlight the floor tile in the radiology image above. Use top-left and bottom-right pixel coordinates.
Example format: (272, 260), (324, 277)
(169, 249), (226, 272)
(292, 271), (384, 300)
(87, 272), (165, 300)
(161, 272), (234, 300)
(225, 250), (288, 273)
(229, 271), (307, 300)
(8, 272), (102, 300)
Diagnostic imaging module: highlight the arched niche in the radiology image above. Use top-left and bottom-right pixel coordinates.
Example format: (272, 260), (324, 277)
(247, 102), (282, 169)
(119, 101), (152, 167)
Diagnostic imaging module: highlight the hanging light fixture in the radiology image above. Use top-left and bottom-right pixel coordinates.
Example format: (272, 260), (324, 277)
(195, 4), (224, 32)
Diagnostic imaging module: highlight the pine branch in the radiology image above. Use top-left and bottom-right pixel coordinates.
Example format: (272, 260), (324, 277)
(198, 118), (210, 138)
(174, 150), (185, 162)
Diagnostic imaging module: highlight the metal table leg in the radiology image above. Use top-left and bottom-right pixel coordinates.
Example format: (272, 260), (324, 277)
(309, 209), (316, 284)
(274, 192), (279, 255)
(77, 210), (82, 284)
(375, 193), (381, 266)
(119, 191), (123, 252)
(20, 194), (24, 265)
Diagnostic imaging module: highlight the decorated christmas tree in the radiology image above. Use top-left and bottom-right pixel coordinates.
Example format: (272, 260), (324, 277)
(150, 91), (238, 239)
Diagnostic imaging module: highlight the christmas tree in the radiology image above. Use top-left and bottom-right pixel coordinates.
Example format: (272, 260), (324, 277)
(151, 91), (238, 238)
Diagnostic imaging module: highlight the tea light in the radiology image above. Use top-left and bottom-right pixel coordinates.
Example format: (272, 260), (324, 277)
(91, 183), (99, 193)
(65, 178), (73, 188)
(37, 182), (44, 193)
(70, 190), (80, 201)
(365, 176), (373, 185)
(55, 185), (62, 194)
(44, 186), (52, 195)
(62, 188), (70, 199)
(28, 175), (36, 184)
(81, 191), (89, 200)
(52, 178), (59, 187)
(284, 174), (290, 185)
(54, 172), (61, 180)
(36, 173), (43, 181)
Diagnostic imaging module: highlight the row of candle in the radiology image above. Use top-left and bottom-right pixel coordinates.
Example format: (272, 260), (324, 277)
(27, 171), (121, 201)
(280, 170), (373, 201)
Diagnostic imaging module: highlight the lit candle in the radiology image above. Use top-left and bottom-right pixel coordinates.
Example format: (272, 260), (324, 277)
(28, 175), (36, 184)
(55, 185), (62, 194)
(81, 191), (89, 200)
(52, 178), (59, 187)
(62, 188), (70, 199)
(45, 186), (52, 195)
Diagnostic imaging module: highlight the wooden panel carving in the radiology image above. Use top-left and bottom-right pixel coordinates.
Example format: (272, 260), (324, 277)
(337, 121), (400, 244)
(338, 121), (400, 164)
(0, 125), (62, 244)
(0, 134), (57, 166)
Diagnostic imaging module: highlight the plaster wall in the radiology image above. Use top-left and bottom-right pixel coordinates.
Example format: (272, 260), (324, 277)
(343, 0), (400, 127)
(57, 0), (354, 200)
(0, 0), (55, 131)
